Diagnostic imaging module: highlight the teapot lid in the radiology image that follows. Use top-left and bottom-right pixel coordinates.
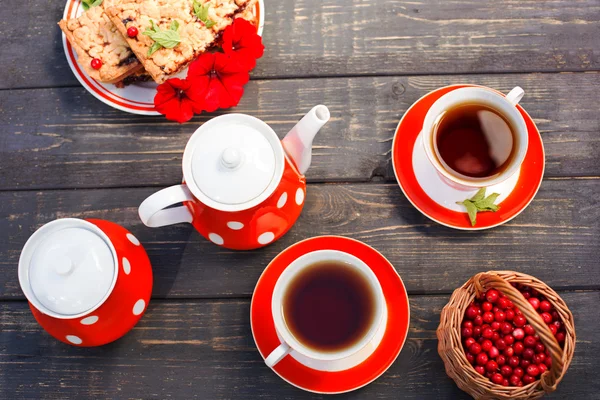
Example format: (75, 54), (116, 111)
(182, 114), (285, 212)
(18, 219), (117, 318)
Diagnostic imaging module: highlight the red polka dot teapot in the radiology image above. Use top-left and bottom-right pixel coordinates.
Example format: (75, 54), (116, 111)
(138, 106), (331, 250)
(18, 218), (153, 346)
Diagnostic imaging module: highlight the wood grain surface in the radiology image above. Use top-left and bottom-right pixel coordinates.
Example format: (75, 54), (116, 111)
(2, 0), (599, 89)
(2, 0), (599, 398)
(1, 179), (598, 299)
(1, 72), (599, 191)
(0, 292), (596, 399)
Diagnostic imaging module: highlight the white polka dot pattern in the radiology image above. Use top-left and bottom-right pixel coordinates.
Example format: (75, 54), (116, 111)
(133, 299), (145, 316)
(122, 257), (131, 275)
(126, 233), (140, 246)
(257, 232), (275, 245)
(80, 316), (99, 325)
(66, 335), (82, 345)
(209, 233), (224, 245)
(295, 188), (304, 205)
(227, 221), (244, 230)
(277, 192), (287, 208)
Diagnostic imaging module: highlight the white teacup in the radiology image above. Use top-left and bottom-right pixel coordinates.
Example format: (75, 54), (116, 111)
(422, 86), (528, 190)
(265, 250), (387, 372)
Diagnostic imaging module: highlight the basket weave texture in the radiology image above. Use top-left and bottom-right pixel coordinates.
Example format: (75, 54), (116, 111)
(437, 271), (575, 400)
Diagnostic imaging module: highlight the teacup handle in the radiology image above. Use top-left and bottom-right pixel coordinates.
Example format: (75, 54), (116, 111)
(506, 86), (525, 106)
(264, 343), (291, 368)
(138, 185), (194, 227)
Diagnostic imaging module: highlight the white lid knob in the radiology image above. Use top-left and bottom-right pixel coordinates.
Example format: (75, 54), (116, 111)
(221, 147), (243, 169)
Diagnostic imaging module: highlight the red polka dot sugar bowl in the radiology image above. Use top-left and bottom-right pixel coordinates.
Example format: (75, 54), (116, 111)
(18, 218), (152, 347)
(138, 106), (331, 250)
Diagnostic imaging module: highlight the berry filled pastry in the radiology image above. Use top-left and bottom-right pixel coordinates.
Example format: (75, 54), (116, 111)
(106, 0), (257, 84)
(59, 0), (143, 83)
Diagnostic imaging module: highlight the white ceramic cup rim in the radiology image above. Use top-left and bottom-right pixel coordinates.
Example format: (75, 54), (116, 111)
(422, 87), (528, 188)
(181, 114), (286, 212)
(17, 218), (119, 320)
(271, 250), (385, 361)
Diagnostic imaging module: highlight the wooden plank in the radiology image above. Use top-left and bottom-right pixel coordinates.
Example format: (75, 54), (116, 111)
(0, 292), (596, 399)
(1, 179), (598, 299)
(2, 0), (599, 89)
(1, 72), (599, 191)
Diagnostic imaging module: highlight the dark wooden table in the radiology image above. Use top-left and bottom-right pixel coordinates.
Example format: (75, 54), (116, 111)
(1, 0), (599, 398)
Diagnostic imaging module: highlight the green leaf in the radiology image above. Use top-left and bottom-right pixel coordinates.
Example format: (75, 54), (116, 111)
(143, 19), (180, 56)
(462, 201), (478, 226)
(193, 0), (216, 29)
(81, 0), (103, 10)
(457, 188), (502, 226)
(475, 192), (501, 209)
(471, 188), (486, 202)
(147, 42), (162, 56)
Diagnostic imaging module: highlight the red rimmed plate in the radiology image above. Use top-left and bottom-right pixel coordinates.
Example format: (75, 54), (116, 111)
(250, 236), (410, 394)
(61, 0), (264, 115)
(392, 85), (545, 230)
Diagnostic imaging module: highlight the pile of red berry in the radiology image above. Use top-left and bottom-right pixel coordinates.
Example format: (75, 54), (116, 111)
(461, 284), (566, 387)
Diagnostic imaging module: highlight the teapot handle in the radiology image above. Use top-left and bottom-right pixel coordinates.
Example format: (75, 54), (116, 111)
(138, 185), (194, 227)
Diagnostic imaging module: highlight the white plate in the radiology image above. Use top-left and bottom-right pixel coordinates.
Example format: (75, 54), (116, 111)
(62, 0), (265, 115)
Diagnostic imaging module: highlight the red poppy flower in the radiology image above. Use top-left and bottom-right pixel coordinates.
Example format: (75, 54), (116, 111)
(222, 18), (264, 70)
(187, 52), (250, 112)
(154, 78), (204, 123)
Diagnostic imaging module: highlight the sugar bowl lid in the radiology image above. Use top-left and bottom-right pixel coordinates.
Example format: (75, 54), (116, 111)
(18, 218), (118, 319)
(182, 114), (285, 212)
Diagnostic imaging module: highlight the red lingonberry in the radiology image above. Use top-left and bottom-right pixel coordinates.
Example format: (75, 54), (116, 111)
(486, 289), (500, 303)
(483, 312), (494, 324)
(476, 352), (489, 366)
(485, 360), (498, 372)
(127, 26), (138, 37)
(501, 365), (513, 377)
(514, 315), (526, 327)
(527, 364), (540, 377)
(491, 373), (504, 384)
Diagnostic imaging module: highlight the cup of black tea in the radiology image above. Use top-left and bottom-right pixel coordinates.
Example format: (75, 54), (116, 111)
(264, 250), (386, 371)
(422, 86), (528, 189)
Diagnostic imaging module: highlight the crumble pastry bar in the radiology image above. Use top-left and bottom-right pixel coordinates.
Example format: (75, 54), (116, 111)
(106, 0), (257, 84)
(59, 0), (143, 83)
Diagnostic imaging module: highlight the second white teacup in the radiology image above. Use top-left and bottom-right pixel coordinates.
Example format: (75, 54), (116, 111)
(422, 86), (528, 190)
(265, 250), (387, 372)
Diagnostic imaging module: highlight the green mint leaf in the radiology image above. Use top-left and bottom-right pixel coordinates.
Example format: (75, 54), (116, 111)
(471, 188), (486, 202)
(457, 188), (501, 226)
(143, 20), (180, 55)
(475, 192), (501, 209)
(193, 0), (216, 29)
(147, 42), (162, 56)
(149, 30), (180, 48)
(461, 200), (478, 226)
(81, 0), (102, 10)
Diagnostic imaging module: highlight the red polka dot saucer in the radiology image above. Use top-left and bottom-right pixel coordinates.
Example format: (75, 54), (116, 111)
(251, 236), (410, 394)
(19, 218), (152, 347)
(392, 85), (545, 230)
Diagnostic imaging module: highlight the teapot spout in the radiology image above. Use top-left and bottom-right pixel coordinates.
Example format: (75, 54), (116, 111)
(282, 105), (330, 174)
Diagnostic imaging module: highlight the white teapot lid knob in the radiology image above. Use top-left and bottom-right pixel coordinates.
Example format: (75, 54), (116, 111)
(221, 147), (243, 169)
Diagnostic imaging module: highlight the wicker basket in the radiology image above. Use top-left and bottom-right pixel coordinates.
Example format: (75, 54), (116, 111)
(437, 271), (575, 400)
